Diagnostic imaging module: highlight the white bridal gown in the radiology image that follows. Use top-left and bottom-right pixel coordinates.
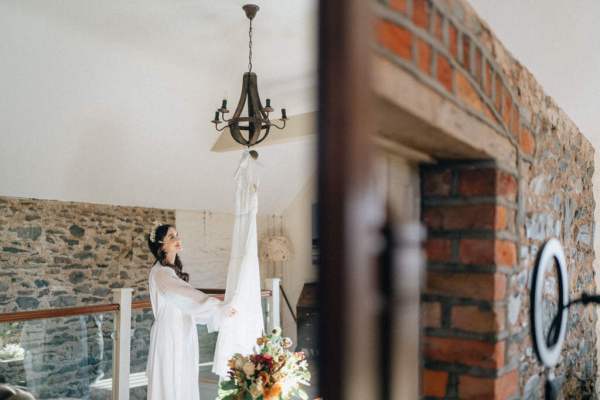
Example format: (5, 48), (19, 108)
(212, 150), (265, 376)
(146, 263), (228, 400)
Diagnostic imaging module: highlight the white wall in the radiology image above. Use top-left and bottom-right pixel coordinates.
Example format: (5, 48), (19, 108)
(175, 209), (284, 289)
(468, 0), (600, 147)
(280, 178), (317, 344)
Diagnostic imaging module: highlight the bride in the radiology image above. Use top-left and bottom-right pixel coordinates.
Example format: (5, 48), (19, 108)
(145, 224), (237, 400)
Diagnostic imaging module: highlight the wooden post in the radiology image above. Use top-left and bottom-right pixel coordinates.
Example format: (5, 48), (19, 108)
(112, 288), (132, 400)
(318, 0), (377, 398)
(265, 278), (281, 333)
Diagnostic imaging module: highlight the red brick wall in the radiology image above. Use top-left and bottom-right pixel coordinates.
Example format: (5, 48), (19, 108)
(421, 162), (518, 399)
(375, 0), (535, 159)
(375, 0), (597, 398)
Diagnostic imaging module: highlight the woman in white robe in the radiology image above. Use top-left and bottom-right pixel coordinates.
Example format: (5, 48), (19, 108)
(146, 224), (236, 400)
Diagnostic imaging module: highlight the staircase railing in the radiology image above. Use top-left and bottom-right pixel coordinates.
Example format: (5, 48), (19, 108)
(0, 278), (281, 400)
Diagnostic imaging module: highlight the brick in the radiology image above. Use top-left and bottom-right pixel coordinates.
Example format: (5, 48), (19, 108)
(423, 204), (496, 231)
(474, 47), (482, 83)
(422, 168), (452, 196)
(433, 11), (444, 42)
(459, 239), (494, 264)
(459, 239), (516, 266)
(495, 240), (516, 266)
(417, 38), (432, 75)
(451, 305), (505, 333)
(502, 87), (512, 128)
(462, 34), (471, 68)
(449, 23), (459, 58)
(412, 0), (430, 30)
(425, 272), (506, 301)
(495, 206), (507, 230)
(458, 168), (495, 196)
(484, 61), (493, 97)
(458, 169), (517, 199)
(423, 369), (448, 397)
(456, 71), (491, 119)
(436, 53), (453, 92)
(494, 74), (502, 112)
(422, 301), (442, 328)
(520, 126), (535, 156)
(511, 107), (520, 137)
(376, 20), (412, 60)
(458, 369), (518, 400)
(389, 0), (407, 14)
(497, 172), (517, 200)
(424, 337), (505, 369)
(425, 238), (452, 263)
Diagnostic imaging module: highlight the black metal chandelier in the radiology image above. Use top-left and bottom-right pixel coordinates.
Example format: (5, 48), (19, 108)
(211, 4), (287, 150)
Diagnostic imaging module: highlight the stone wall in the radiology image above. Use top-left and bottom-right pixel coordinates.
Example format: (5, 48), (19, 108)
(0, 196), (174, 312)
(374, 0), (596, 398)
(0, 195), (174, 398)
(518, 109), (595, 397)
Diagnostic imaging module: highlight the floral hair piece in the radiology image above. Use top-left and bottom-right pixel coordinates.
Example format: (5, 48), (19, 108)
(149, 221), (162, 243)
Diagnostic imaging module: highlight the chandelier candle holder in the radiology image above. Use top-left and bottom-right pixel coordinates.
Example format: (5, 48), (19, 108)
(211, 4), (288, 152)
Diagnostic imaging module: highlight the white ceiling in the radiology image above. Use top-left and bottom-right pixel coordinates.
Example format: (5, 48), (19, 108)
(469, 0), (600, 148)
(0, 0), (317, 213)
(4, 1), (595, 214)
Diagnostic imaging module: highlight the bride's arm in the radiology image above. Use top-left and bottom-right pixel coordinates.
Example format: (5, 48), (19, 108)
(154, 268), (233, 330)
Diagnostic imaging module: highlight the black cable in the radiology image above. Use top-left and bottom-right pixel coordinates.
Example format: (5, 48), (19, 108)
(546, 292), (600, 345)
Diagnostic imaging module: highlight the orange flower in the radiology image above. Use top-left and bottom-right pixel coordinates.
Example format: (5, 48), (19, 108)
(258, 371), (269, 384)
(264, 383), (282, 399)
(256, 336), (268, 346)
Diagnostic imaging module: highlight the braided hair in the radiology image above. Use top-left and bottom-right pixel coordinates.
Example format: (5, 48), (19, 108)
(147, 224), (189, 282)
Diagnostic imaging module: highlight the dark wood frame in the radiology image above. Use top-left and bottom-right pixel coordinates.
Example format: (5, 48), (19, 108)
(318, 0), (380, 398)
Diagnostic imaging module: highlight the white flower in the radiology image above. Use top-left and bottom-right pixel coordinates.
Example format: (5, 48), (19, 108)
(249, 381), (263, 398)
(148, 221), (162, 243)
(235, 358), (244, 370)
(242, 361), (256, 377)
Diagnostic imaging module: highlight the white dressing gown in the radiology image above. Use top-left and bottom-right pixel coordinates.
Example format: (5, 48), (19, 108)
(146, 263), (227, 400)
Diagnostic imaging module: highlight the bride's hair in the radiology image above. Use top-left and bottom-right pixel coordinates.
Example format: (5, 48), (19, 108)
(147, 224), (189, 282)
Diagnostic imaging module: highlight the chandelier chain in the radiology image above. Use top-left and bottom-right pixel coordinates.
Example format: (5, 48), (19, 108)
(248, 19), (253, 72)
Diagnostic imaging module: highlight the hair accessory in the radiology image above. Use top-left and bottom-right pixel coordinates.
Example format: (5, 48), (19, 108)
(149, 221), (162, 243)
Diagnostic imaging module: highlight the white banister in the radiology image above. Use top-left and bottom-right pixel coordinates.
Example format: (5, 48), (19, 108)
(265, 278), (281, 333)
(112, 288), (133, 400)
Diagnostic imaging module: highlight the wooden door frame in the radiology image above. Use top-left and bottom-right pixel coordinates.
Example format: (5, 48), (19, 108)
(317, 0), (379, 398)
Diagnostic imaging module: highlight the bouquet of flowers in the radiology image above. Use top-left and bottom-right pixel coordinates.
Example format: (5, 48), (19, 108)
(217, 327), (311, 400)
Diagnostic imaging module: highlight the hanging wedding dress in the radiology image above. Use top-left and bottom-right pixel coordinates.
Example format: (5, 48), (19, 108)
(212, 150), (265, 377)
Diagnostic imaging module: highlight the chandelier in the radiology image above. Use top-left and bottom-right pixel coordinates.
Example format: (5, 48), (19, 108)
(211, 4), (287, 153)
